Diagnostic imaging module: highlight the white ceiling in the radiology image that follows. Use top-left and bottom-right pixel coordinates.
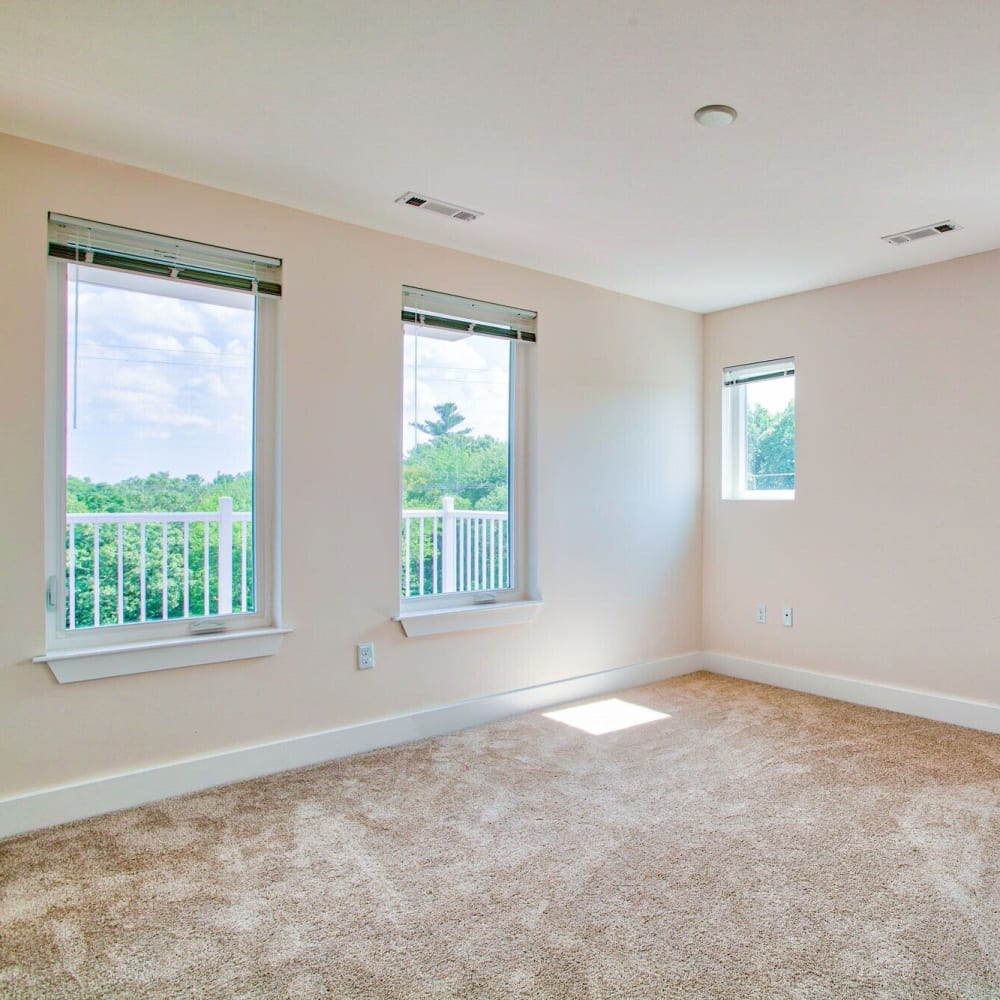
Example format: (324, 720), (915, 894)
(2, 1), (999, 312)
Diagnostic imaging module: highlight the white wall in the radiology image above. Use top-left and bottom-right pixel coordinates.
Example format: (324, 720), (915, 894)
(0, 134), (703, 798)
(703, 250), (1000, 705)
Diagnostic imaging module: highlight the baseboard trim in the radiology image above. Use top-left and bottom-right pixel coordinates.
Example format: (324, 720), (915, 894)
(0, 651), (701, 841)
(702, 651), (1000, 735)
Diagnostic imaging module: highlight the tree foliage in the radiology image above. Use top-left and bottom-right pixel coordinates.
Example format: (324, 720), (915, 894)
(746, 400), (795, 490)
(402, 434), (508, 511)
(67, 471), (252, 514)
(412, 401), (471, 438)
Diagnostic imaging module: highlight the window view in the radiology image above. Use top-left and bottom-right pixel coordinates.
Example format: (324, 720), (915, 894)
(400, 286), (535, 603)
(45, 214), (281, 662)
(722, 358), (795, 499)
(63, 265), (256, 629)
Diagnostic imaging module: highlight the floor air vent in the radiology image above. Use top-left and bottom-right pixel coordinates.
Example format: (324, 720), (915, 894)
(881, 221), (961, 246)
(395, 192), (482, 222)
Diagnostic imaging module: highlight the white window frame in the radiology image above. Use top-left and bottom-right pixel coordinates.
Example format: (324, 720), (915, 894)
(721, 357), (796, 501)
(36, 218), (288, 682)
(396, 288), (540, 636)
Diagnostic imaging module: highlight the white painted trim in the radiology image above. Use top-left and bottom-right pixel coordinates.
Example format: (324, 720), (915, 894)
(396, 599), (542, 637)
(703, 651), (1000, 734)
(34, 627), (293, 683)
(0, 651), (701, 840)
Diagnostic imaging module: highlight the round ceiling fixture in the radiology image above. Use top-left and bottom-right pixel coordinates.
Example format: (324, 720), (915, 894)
(694, 104), (738, 127)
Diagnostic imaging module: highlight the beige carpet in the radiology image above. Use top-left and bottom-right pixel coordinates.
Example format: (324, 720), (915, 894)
(1, 672), (998, 999)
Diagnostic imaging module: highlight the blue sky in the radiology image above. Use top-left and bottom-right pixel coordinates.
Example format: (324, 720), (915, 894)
(67, 266), (254, 483)
(402, 326), (511, 455)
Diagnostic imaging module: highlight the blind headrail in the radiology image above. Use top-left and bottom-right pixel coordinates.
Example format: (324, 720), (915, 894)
(402, 285), (537, 343)
(48, 213), (282, 297)
(724, 357), (795, 386)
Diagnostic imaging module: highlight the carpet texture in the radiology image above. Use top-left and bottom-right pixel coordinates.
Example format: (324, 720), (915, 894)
(1, 672), (998, 999)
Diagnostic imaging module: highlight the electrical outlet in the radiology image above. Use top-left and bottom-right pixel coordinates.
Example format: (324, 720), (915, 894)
(782, 607), (793, 627)
(357, 642), (375, 669)
(755, 603), (767, 624)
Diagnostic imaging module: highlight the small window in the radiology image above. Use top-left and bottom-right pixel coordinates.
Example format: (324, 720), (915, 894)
(722, 357), (795, 500)
(41, 214), (284, 679)
(400, 286), (536, 612)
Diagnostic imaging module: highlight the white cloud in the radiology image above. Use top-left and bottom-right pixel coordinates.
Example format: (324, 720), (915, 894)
(402, 329), (511, 454)
(68, 277), (255, 481)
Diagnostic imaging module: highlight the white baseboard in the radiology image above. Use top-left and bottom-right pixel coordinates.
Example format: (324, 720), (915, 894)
(702, 651), (1000, 735)
(0, 651), (701, 841)
(7, 650), (997, 841)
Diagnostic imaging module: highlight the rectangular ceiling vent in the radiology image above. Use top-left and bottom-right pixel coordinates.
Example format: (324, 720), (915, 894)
(881, 220), (962, 246)
(395, 192), (482, 222)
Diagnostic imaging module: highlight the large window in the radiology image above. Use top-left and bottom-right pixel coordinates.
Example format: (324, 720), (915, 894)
(722, 357), (795, 500)
(40, 215), (284, 680)
(400, 286), (536, 613)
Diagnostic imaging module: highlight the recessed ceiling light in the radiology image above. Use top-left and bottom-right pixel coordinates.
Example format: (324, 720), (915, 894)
(694, 104), (738, 127)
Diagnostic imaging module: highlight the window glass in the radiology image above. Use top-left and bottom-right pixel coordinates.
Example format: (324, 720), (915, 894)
(743, 373), (795, 492)
(401, 326), (512, 597)
(63, 264), (256, 629)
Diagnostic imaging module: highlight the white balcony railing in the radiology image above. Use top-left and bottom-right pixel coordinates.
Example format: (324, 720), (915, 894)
(402, 497), (509, 597)
(65, 497), (252, 629)
(65, 495), (503, 626)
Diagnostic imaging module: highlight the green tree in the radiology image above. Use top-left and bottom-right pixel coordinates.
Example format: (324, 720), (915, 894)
(746, 400), (795, 490)
(402, 434), (508, 510)
(412, 401), (471, 437)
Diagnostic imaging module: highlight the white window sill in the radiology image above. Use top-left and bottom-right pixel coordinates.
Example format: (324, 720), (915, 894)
(395, 600), (543, 638)
(34, 627), (292, 684)
(723, 491), (795, 501)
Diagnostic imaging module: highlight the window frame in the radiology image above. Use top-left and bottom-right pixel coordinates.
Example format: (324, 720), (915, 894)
(721, 357), (796, 501)
(37, 229), (287, 682)
(398, 289), (539, 628)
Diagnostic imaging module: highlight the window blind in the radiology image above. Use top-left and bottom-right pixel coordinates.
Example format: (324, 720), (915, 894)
(402, 285), (537, 342)
(48, 214), (282, 297)
(723, 357), (794, 386)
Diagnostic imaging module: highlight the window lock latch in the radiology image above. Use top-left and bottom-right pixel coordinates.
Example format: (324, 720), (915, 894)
(190, 620), (227, 636)
(45, 576), (57, 612)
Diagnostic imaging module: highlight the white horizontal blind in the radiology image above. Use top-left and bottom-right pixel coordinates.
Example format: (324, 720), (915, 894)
(402, 285), (537, 342)
(723, 357), (794, 386)
(48, 214), (282, 296)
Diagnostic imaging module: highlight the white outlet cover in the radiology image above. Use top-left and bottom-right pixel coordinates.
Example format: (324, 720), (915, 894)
(782, 608), (793, 627)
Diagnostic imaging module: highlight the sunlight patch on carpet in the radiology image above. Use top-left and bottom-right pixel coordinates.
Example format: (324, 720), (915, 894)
(543, 698), (670, 735)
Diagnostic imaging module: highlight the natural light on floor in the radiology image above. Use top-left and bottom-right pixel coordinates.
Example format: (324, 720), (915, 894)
(543, 698), (670, 735)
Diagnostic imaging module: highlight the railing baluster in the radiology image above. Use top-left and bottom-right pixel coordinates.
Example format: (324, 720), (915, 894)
(183, 522), (190, 618)
(68, 523), (76, 629)
(217, 498), (233, 615)
(418, 518), (425, 595)
(203, 520), (210, 615)
(432, 516), (439, 594)
(116, 522), (124, 624)
(161, 522), (168, 619)
(404, 518), (411, 597)
(139, 523), (146, 622)
(92, 523), (100, 628)
(473, 518), (480, 590)
(489, 519), (495, 589)
(499, 519), (505, 589)
(241, 519), (248, 612)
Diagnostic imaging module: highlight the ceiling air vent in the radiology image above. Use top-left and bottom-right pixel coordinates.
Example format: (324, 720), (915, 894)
(395, 192), (482, 222)
(881, 220), (962, 246)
